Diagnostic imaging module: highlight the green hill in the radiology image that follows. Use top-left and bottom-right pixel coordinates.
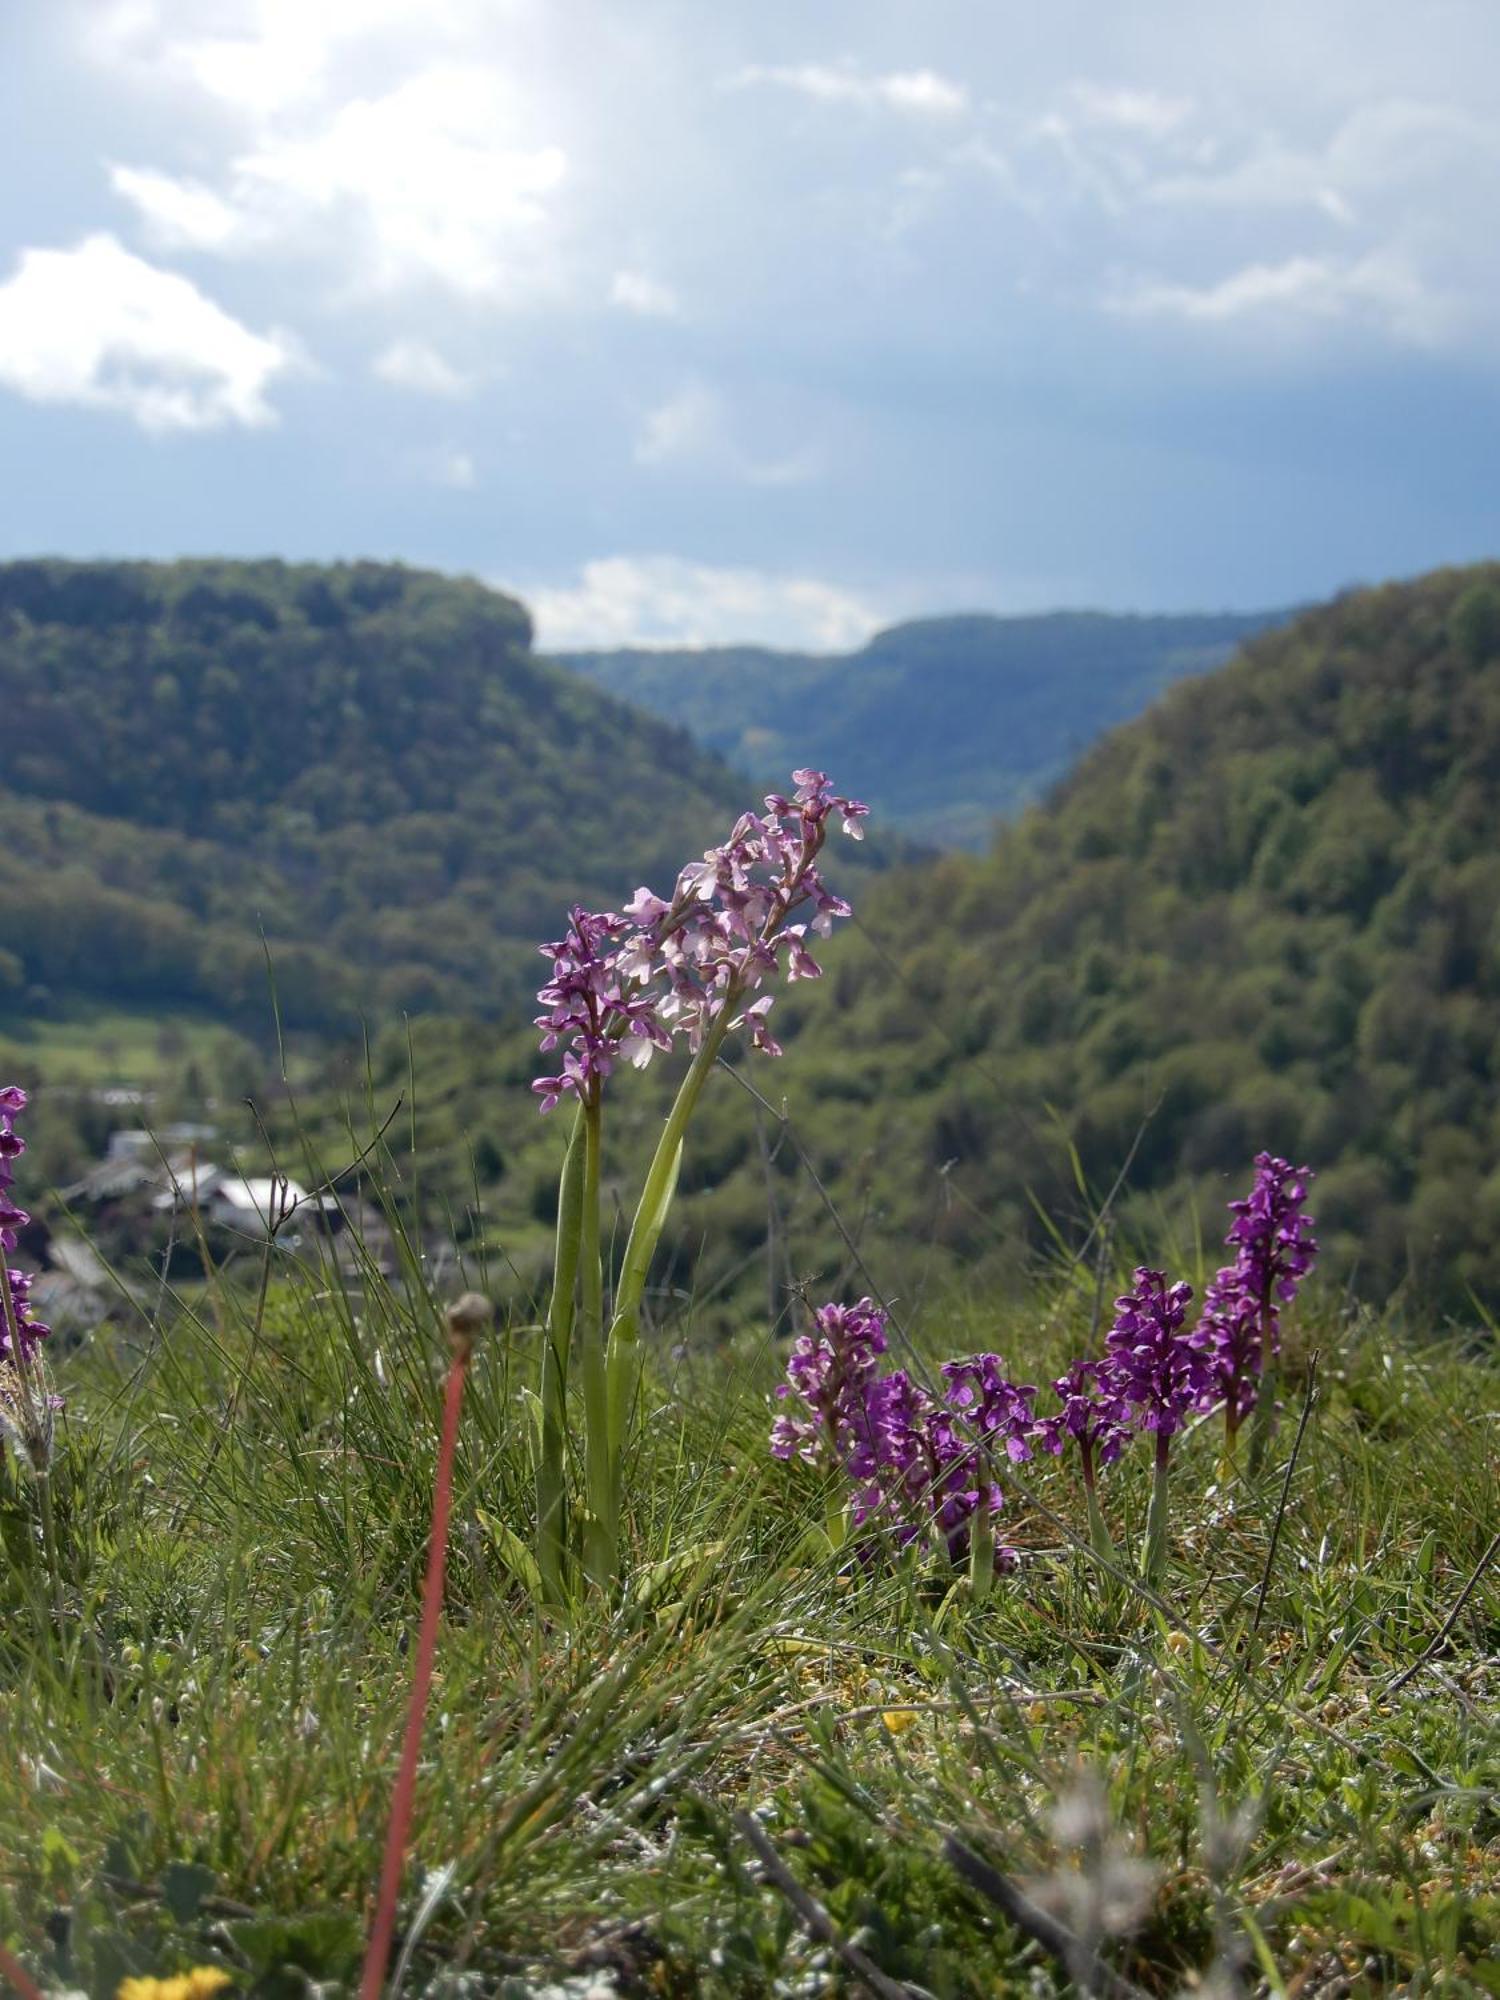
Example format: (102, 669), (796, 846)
(252, 566), (1500, 1323)
(660, 564), (1500, 1313)
(556, 608), (1288, 847)
(12, 560), (1500, 1317)
(0, 559), (745, 1034)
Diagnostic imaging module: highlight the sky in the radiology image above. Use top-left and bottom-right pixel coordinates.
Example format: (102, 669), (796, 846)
(1, 1), (1499, 650)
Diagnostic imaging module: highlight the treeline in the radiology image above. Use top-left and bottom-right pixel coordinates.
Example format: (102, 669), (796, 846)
(0, 559), (744, 1030)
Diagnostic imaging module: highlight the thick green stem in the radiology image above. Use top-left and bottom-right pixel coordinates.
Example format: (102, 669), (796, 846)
(968, 1492), (995, 1603)
(1144, 1432), (1171, 1584)
(1083, 1456), (1115, 1570)
(577, 1099), (616, 1589)
(535, 1107), (584, 1604)
(603, 1007), (736, 1456)
(1247, 1310), (1278, 1477)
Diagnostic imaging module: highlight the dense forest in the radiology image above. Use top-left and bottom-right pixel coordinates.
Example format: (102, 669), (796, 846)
(0, 560), (745, 1031)
(660, 564), (1500, 1312)
(558, 607), (1287, 846)
(304, 566), (1500, 1321)
(9, 559), (1500, 1317)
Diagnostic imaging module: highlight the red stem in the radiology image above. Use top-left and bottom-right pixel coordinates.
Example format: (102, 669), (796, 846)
(0, 1941), (45, 2000)
(360, 1342), (471, 2000)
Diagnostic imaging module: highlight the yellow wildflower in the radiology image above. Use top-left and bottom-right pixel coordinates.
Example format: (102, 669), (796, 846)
(118, 1968), (232, 2000)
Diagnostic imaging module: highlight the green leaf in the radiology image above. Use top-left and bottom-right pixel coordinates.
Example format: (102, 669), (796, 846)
(223, 1909), (361, 1979)
(629, 1538), (726, 1608)
(41, 1826), (81, 1892)
(477, 1508), (544, 1598)
(161, 1860), (217, 1924)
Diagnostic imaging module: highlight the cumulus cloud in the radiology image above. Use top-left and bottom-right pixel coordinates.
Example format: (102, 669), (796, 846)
(0, 232), (291, 431)
(110, 66), (568, 298)
(526, 555), (881, 650)
(732, 63), (968, 118)
(610, 269), (679, 317)
(372, 338), (474, 397)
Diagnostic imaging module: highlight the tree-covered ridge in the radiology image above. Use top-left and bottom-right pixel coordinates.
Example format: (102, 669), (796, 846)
(557, 607), (1288, 847)
(0, 559), (746, 1028)
(702, 565), (1500, 1310)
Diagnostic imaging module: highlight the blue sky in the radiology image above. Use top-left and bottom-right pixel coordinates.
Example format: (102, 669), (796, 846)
(2, 0), (1498, 647)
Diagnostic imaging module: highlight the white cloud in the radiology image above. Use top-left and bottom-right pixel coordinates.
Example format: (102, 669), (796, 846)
(109, 164), (245, 250)
(526, 555), (881, 650)
(1109, 247), (1457, 347)
(956, 83), (1500, 352)
(733, 64), (968, 118)
(110, 66), (568, 298)
(610, 269), (680, 317)
(92, 0), (513, 117)
(372, 338), (473, 397)
(634, 379), (822, 485)
(0, 233), (291, 431)
(1145, 99), (1496, 218)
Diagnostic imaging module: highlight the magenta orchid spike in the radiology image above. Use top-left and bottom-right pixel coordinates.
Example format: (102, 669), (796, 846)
(533, 770), (866, 1111)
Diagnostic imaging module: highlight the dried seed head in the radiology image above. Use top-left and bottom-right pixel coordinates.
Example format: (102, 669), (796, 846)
(445, 1291), (495, 1354)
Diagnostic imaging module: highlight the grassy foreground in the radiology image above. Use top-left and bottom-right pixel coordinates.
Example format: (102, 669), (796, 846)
(1, 1228), (1496, 1998)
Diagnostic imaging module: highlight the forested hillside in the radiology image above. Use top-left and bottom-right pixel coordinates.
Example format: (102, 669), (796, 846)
(672, 565), (1500, 1310)
(12, 559), (1500, 1316)
(260, 567), (1500, 1320)
(0, 560), (742, 1031)
(558, 608), (1287, 846)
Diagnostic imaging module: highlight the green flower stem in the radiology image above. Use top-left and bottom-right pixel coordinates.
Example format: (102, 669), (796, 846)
(1083, 1463), (1115, 1571)
(536, 1105), (583, 1604)
(578, 1097), (616, 1590)
(603, 1004), (737, 1459)
(1248, 1319), (1278, 1476)
(968, 1492), (995, 1603)
(1144, 1432), (1171, 1584)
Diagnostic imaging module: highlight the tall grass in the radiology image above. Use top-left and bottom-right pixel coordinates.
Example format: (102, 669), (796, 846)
(2, 1159), (1496, 1995)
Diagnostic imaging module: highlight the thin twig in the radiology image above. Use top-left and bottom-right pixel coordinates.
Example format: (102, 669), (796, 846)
(1385, 1529), (1500, 1695)
(942, 1834), (1152, 2000)
(1250, 1352), (1319, 1641)
(730, 1808), (926, 2000)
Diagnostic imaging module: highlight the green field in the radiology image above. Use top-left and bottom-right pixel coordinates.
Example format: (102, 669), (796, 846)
(0, 1005), (239, 1090)
(1, 1221), (1495, 1996)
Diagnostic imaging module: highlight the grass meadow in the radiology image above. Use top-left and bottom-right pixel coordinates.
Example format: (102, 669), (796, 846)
(2, 1147), (1496, 1998)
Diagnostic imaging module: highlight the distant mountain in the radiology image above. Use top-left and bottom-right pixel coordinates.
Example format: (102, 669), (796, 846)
(0, 559), (746, 1033)
(556, 608), (1291, 847)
